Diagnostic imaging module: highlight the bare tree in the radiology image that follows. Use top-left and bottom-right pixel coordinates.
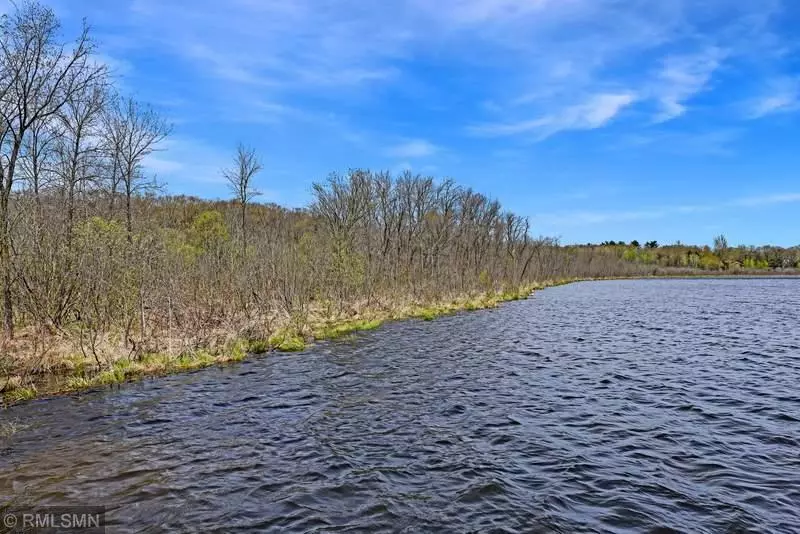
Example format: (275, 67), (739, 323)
(55, 81), (106, 237)
(100, 100), (123, 217)
(0, 1), (106, 338)
(713, 234), (728, 253)
(19, 115), (59, 208)
(104, 96), (170, 238)
(223, 143), (262, 255)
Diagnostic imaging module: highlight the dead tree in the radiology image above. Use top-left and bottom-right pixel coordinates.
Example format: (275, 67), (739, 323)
(223, 143), (262, 256)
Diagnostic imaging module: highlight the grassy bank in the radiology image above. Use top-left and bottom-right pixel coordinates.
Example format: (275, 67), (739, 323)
(4, 272), (797, 406)
(1, 281), (570, 406)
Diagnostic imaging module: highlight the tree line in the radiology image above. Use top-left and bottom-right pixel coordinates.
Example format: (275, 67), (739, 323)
(586, 236), (799, 271)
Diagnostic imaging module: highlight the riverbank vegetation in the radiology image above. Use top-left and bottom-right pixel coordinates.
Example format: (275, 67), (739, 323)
(1, 2), (798, 404)
(584, 235), (800, 272)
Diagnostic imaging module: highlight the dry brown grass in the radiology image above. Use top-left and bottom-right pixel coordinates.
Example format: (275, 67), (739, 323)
(1, 283), (560, 405)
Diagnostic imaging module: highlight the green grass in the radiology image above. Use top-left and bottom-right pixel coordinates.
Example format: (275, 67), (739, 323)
(246, 339), (270, 354)
(412, 306), (453, 321)
(268, 330), (306, 352)
(65, 376), (93, 391)
(418, 308), (438, 321)
(58, 349), (229, 394)
(139, 352), (173, 372)
(463, 300), (483, 311)
(498, 290), (524, 301)
(225, 341), (248, 362)
(49, 339), (302, 400)
(94, 364), (128, 386)
(3, 386), (37, 404)
(176, 350), (216, 369)
(314, 319), (383, 340)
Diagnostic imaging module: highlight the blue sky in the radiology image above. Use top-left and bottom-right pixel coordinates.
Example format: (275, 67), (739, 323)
(45, 0), (800, 246)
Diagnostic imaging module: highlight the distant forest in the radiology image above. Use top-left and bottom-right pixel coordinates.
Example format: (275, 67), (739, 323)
(580, 237), (799, 271)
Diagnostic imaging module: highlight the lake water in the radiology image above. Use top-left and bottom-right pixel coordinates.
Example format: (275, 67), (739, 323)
(2, 279), (799, 532)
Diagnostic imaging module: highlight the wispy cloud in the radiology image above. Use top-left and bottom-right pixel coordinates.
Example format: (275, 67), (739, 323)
(79, 0), (794, 152)
(470, 92), (637, 139)
(731, 192), (800, 207)
(652, 48), (727, 122)
(537, 191), (800, 228)
(745, 77), (800, 118)
(181, 42), (279, 87)
(387, 139), (440, 158)
(125, 0), (409, 91)
(613, 129), (743, 156)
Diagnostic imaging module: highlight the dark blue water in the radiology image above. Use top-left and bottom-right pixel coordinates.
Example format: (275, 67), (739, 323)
(2, 279), (800, 532)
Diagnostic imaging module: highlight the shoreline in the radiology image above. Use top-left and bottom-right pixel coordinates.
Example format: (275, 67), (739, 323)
(1, 280), (564, 406)
(3, 272), (799, 407)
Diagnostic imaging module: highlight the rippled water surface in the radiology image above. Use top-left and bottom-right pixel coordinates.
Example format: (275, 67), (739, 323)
(2, 279), (800, 533)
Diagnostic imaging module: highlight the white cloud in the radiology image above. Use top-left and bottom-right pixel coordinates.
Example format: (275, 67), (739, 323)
(410, 0), (556, 25)
(612, 129), (742, 156)
(576, 94), (638, 128)
(126, 0), (410, 91)
(652, 48), (726, 122)
(142, 156), (183, 175)
(89, 0), (791, 147)
(92, 53), (134, 77)
(387, 139), (440, 158)
(181, 43), (278, 87)
(732, 193), (800, 207)
(746, 78), (800, 118)
(471, 92), (636, 138)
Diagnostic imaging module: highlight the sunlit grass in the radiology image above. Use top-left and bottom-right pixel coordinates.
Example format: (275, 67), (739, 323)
(246, 339), (270, 354)
(61, 349), (223, 393)
(3, 386), (37, 404)
(314, 318), (383, 340)
(268, 330), (306, 352)
(65, 376), (93, 391)
(176, 349), (216, 370)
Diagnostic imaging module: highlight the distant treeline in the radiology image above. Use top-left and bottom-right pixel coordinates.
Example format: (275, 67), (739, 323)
(580, 237), (800, 271)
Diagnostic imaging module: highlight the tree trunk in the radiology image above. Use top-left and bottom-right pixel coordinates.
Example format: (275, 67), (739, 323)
(1, 210), (13, 339)
(126, 189), (133, 243)
(1, 144), (22, 339)
(241, 201), (247, 257)
(67, 181), (75, 247)
(108, 157), (119, 217)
